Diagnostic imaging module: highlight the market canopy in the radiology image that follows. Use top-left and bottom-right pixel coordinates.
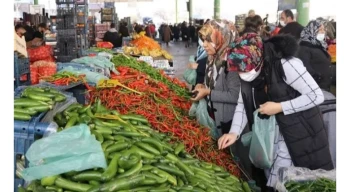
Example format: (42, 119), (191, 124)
(89, 0), (153, 3)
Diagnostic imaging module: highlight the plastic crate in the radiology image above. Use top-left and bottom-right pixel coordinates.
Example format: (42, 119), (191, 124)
(57, 29), (76, 36)
(56, 0), (75, 4)
(57, 7), (74, 16)
(66, 84), (87, 105)
(77, 15), (85, 24)
(14, 121), (51, 191)
(102, 8), (113, 15)
(96, 32), (106, 39)
(56, 16), (75, 30)
(14, 53), (31, 90)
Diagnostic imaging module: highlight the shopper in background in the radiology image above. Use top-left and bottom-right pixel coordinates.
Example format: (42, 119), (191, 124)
(103, 23), (122, 48)
(173, 24), (180, 42)
(189, 22), (196, 47)
(278, 9), (304, 40)
(193, 19), (240, 136)
(119, 22), (130, 37)
(22, 21), (34, 42)
(163, 24), (172, 47)
(15, 24), (26, 38)
(248, 9), (256, 17)
(181, 22), (190, 47)
(220, 28), (333, 192)
(33, 23), (48, 40)
(298, 19), (332, 91)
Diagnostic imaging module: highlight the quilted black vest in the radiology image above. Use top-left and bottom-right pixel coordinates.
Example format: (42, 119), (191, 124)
(241, 68), (334, 171)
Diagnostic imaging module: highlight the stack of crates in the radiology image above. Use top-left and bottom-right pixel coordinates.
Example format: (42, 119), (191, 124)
(56, 0), (78, 62)
(55, 0), (88, 62)
(14, 53), (31, 89)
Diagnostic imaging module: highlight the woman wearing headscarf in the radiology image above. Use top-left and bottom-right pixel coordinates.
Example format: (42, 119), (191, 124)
(188, 38), (208, 88)
(298, 19), (332, 91)
(219, 18), (333, 190)
(191, 19), (241, 135)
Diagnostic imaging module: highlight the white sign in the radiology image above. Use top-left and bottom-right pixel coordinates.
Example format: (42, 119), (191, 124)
(29, 4), (44, 14)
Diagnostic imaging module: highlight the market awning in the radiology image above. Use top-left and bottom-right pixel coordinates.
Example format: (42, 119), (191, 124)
(89, 0), (153, 3)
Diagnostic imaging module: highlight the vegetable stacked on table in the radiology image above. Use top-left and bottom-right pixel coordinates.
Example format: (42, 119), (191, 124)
(14, 87), (66, 121)
(88, 66), (240, 177)
(20, 102), (251, 192)
(285, 178), (336, 192)
(40, 71), (86, 86)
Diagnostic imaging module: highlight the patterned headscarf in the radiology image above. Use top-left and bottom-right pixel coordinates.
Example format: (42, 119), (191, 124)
(226, 32), (263, 72)
(300, 19), (328, 51)
(198, 19), (236, 89)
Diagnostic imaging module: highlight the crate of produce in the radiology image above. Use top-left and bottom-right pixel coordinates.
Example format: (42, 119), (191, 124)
(56, 29), (75, 36)
(77, 15), (85, 24)
(56, 0), (75, 4)
(102, 15), (113, 22)
(96, 31), (106, 39)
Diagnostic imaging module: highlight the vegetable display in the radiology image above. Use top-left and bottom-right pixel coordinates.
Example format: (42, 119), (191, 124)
(88, 66), (240, 176)
(14, 87), (66, 121)
(112, 54), (188, 99)
(21, 102), (251, 192)
(284, 178), (336, 192)
(40, 71), (86, 86)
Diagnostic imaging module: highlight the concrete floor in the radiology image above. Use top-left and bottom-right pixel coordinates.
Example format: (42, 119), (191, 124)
(161, 41), (197, 80)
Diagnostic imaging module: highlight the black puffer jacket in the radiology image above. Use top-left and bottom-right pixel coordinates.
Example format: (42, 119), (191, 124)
(297, 41), (332, 91)
(241, 35), (333, 171)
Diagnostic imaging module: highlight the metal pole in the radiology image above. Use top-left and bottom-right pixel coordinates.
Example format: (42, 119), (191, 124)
(34, 0), (38, 5)
(189, 0), (193, 23)
(297, 0), (310, 26)
(175, 0), (178, 23)
(214, 0), (220, 20)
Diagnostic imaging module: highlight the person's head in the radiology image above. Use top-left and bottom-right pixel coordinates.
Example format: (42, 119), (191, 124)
(244, 15), (263, 33)
(301, 20), (328, 49)
(280, 10), (294, 27)
(199, 19), (235, 56)
(38, 23), (47, 32)
(15, 24), (26, 38)
(111, 23), (116, 29)
(248, 9), (255, 17)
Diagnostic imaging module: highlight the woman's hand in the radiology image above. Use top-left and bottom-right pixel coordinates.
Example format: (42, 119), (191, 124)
(190, 88), (210, 101)
(218, 133), (238, 150)
(258, 102), (282, 116)
(195, 84), (205, 90)
(188, 62), (198, 69)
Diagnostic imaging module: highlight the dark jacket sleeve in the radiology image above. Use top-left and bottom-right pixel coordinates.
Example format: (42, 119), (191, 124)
(210, 71), (240, 104)
(297, 46), (317, 77)
(195, 57), (207, 84)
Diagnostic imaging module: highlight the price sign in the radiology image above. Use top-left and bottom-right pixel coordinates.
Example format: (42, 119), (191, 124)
(97, 79), (119, 88)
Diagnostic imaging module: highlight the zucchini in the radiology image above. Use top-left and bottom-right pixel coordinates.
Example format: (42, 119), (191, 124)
(27, 105), (51, 112)
(27, 94), (52, 102)
(14, 112), (31, 121)
(14, 108), (37, 115)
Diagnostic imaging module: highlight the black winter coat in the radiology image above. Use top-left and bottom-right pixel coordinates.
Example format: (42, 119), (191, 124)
(103, 31), (122, 48)
(241, 35), (333, 172)
(297, 41), (332, 91)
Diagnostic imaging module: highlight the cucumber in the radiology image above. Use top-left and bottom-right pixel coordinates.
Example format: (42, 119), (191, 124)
(14, 108), (37, 115)
(14, 98), (49, 107)
(27, 105), (51, 112)
(27, 94), (52, 102)
(24, 90), (57, 98)
(14, 112), (31, 121)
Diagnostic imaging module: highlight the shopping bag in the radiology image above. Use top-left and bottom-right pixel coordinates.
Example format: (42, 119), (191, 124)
(183, 68), (197, 85)
(241, 110), (275, 169)
(189, 99), (218, 139)
(21, 124), (107, 181)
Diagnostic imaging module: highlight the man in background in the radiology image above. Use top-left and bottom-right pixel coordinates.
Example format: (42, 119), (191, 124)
(103, 23), (122, 48)
(278, 9), (304, 40)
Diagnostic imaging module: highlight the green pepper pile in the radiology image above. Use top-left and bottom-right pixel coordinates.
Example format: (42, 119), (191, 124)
(14, 87), (66, 121)
(20, 101), (252, 192)
(88, 47), (115, 54)
(285, 178), (336, 192)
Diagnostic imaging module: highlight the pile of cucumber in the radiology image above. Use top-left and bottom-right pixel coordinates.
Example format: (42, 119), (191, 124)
(14, 87), (67, 121)
(20, 101), (251, 192)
